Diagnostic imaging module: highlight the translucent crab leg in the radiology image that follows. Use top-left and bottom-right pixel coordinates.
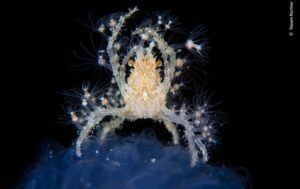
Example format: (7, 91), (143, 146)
(164, 120), (179, 145)
(99, 116), (124, 142)
(76, 117), (97, 157)
(162, 108), (208, 166)
(106, 7), (139, 96)
(75, 108), (125, 157)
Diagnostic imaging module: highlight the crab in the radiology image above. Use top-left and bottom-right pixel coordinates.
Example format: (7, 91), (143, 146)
(67, 7), (220, 166)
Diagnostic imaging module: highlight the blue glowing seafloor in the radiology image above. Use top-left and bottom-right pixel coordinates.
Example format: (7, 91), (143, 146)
(19, 131), (245, 189)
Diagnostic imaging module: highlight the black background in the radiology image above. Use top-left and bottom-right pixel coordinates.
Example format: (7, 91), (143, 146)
(1, 0), (297, 188)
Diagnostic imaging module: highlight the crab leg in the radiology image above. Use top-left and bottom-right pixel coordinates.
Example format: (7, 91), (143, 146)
(99, 117), (124, 142)
(163, 120), (179, 145)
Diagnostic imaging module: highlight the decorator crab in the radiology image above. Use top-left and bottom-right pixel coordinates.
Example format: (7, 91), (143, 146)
(67, 7), (220, 166)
